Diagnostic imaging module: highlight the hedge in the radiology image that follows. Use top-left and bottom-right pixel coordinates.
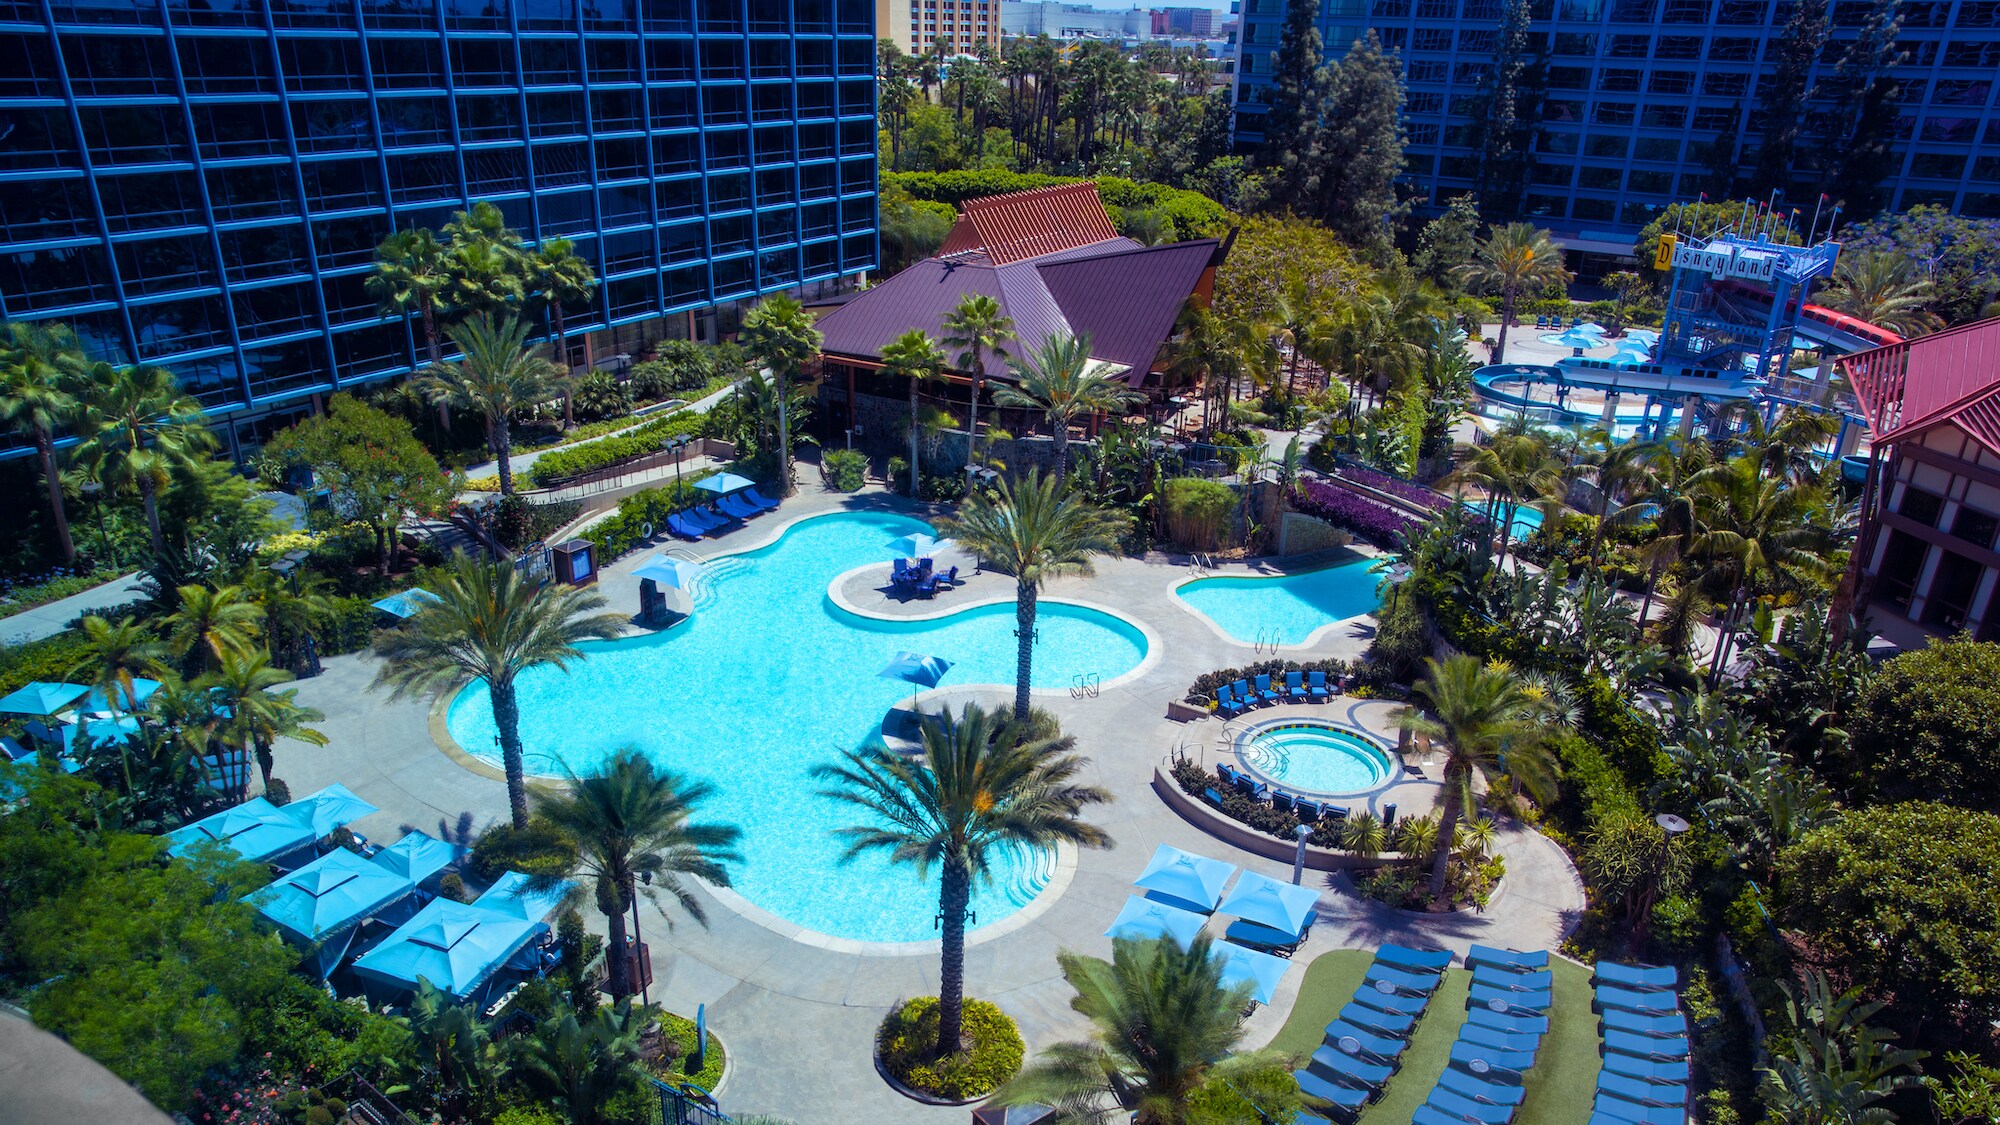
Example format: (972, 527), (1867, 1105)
(0, 629), (95, 699)
(1290, 480), (1420, 546)
(882, 171), (1231, 242)
(524, 411), (708, 487)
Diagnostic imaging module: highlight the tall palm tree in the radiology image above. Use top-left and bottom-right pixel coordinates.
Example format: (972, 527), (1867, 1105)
(939, 472), (1131, 722)
(739, 295), (822, 497)
(373, 552), (626, 828)
(367, 228), (452, 367)
(68, 363), (214, 555)
(242, 567), (336, 675)
(420, 315), (559, 497)
(0, 321), (86, 563)
(815, 704), (1112, 1061)
(396, 979), (503, 1118)
(1818, 249), (1944, 338)
(201, 650), (327, 795)
(996, 934), (1298, 1125)
(529, 748), (742, 999)
(941, 294), (1016, 462)
(164, 583), (264, 678)
(881, 329), (951, 495)
(1446, 431), (1561, 564)
(1688, 456), (1836, 685)
(1577, 434), (1660, 583)
(512, 998), (648, 1125)
(993, 333), (1144, 490)
(525, 236), (599, 428)
(1453, 223), (1571, 364)
(72, 613), (169, 714)
(442, 201), (526, 322)
(1399, 655), (1561, 904)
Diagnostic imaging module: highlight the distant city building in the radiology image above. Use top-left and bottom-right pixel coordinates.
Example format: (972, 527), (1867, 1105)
(1154, 6), (1220, 35)
(880, 0), (1003, 54)
(1230, 0), (2000, 246)
(1002, 0), (1154, 38)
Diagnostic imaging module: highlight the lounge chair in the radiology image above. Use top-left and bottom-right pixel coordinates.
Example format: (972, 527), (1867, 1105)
(1596, 1072), (1688, 1109)
(1201, 786), (1227, 809)
(1438, 1067), (1527, 1105)
(1272, 790), (1296, 813)
(937, 565), (959, 588)
(1234, 773), (1269, 800)
(1459, 1024), (1543, 1056)
(1217, 762), (1243, 788)
(1448, 1040), (1536, 1075)
(1468, 946), (1550, 974)
(1466, 1006), (1550, 1037)
(1594, 984), (1680, 1016)
(1426, 1089), (1516, 1125)
(667, 514), (705, 540)
(1216, 684), (1246, 718)
(1308, 670), (1331, 700)
(1323, 804), (1349, 823)
(1602, 1029), (1689, 1060)
(891, 558), (911, 584)
(1339, 1001), (1416, 1037)
(741, 487), (780, 511)
(1534, 315), (1549, 328)
(1350, 986), (1431, 1016)
(1472, 965), (1554, 993)
(1377, 945), (1454, 974)
(1363, 964), (1444, 996)
(697, 503), (740, 527)
(1254, 673), (1282, 705)
(1229, 678), (1254, 709)
(1293, 796), (1322, 821)
(1226, 915), (1312, 954)
(1319, 1020), (1407, 1063)
(1307, 1044), (1393, 1086)
(1590, 1092), (1685, 1125)
(916, 571), (942, 599)
(1468, 982), (1552, 1012)
(686, 507), (729, 532)
(1414, 1107), (1479, 1125)
(1294, 1069), (1371, 1112)
(1601, 1052), (1690, 1085)
(1593, 962), (1679, 992)
(1601, 1008), (1688, 1038)
(1285, 670), (1308, 701)
(718, 493), (762, 519)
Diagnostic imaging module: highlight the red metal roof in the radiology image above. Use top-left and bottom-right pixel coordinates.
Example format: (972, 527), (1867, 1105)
(1844, 316), (2000, 456)
(938, 183), (1123, 265)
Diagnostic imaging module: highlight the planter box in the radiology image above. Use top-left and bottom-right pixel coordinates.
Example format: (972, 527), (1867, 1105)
(1151, 768), (1422, 873)
(1166, 699), (1211, 723)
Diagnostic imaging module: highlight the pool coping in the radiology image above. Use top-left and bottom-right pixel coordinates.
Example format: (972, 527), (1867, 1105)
(1165, 548), (1386, 653)
(1227, 715), (1407, 801)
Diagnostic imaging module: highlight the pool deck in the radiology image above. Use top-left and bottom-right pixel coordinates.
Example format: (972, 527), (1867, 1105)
(269, 464), (1585, 1125)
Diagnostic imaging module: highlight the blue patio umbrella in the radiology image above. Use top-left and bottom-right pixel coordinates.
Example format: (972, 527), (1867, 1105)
(1132, 843), (1237, 914)
(81, 677), (161, 714)
(0, 681), (88, 716)
(351, 898), (547, 1001)
(879, 651), (953, 705)
(1624, 329), (1660, 345)
(168, 797), (316, 862)
(888, 533), (954, 559)
(1105, 894), (1208, 951)
(1542, 327), (1607, 351)
(476, 870), (577, 922)
(1217, 870), (1319, 938)
(694, 472), (756, 495)
(371, 830), (463, 887)
(372, 588), (443, 619)
(77, 714), (141, 746)
(632, 555), (703, 589)
(1213, 940), (1292, 1004)
(283, 782), (380, 837)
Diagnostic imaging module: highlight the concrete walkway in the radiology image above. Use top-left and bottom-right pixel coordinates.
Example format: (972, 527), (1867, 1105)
(269, 466), (1585, 1125)
(0, 573), (147, 646)
(463, 379), (740, 481)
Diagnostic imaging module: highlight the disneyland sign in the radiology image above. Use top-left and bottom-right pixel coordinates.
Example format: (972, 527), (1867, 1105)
(1671, 240), (1780, 282)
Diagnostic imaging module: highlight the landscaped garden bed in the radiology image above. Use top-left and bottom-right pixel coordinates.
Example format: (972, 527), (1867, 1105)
(875, 997), (1024, 1103)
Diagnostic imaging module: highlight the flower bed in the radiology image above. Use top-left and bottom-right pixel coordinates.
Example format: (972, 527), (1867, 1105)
(1331, 464), (1452, 511)
(1290, 480), (1421, 545)
(649, 1009), (726, 1092)
(877, 997), (1023, 1102)
(524, 410), (709, 487)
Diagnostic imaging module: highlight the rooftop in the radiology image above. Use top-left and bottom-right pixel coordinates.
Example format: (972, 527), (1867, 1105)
(1844, 316), (2000, 456)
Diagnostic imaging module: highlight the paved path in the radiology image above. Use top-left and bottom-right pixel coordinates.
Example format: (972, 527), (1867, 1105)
(462, 379), (739, 481)
(269, 466), (1585, 1125)
(0, 573), (147, 645)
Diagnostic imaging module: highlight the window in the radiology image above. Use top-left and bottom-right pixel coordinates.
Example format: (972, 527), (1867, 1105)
(1704, 72), (1751, 97)
(1716, 0), (1762, 20)
(369, 39), (442, 90)
(1629, 170), (1674, 192)
(1952, 505), (2000, 548)
(1609, 35), (1649, 58)
(1553, 34), (1597, 56)
(1694, 105), (1738, 130)
(1662, 0), (1708, 20)
(1932, 80), (1992, 107)
(1923, 117), (1980, 143)
(449, 39), (514, 86)
(1409, 92), (1444, 114)
(2, 246), (116, 312)
(1708, 37), (1757, 61)
(1958, 0), (2000, 24)
(82, 105), (191, 167)
(1571, 197), (1616, 220)
(303, 158), (382, 212)
(378, 98), (451, 149)
(1649, 70), (1694, 95)
(1587, 134), (1631, 158)
(1524, 194), (1567, 217)
(701, 39), (745, 82)
(235, 281), (319, 340)
(1530, 163), (1573, 185)
(1975, 156), (2000, 182)
(1635, 136), (1681, 160)
(193, 103), (287, 160)
(280, 38), (363, 93)
(1608, 0), (1655, 19)
(1413, 29), (1451, 51)
(1593, 102), (1637, 125)
(219, 224), (310, 283)
(1925, 549), (1984, 629)
(588, 39), (640, 83)
(1943, 41), (2000, 67)
(0, 178), (94, 242)
(1454, 63), (1490, 84)
(293, 101), (373, 154)
(708, 170), (750, 211)
(593, 88), (646, 133)
(704, 84), (748, 126)
(1655, 35), (1702, 58)
(130, 297), (229, 357)
(528, 91), (587, 138)
(1642, 104), (1687, 127)
(520, 39), (580, 86)
(178, 36), (272, 95)
(1910, 152), (1967, 178)
(1537, 131), (1580, 154)
(62, 35), (174, 96)
(1600, 69), (1643, 91)
(1458, 29), (1496, 52)
(1900, 487), (1945, 527)
(1408, 61), (1446, 82)
(1578, 165), (1623, 190)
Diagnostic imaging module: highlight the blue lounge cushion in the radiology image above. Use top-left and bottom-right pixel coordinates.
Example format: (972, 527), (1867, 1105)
(1293, 797), (1322, 821)
(1472, 964), (1554, 992)
(1364, 964), (1444, 995)
(1601, 1008), (1689, 1038)
(1377, 945), (1454, 973)
(743, 488), (780, 510)
(1227, 916), (1309, 951)
(1285, 671), (1308, 699)
(1602, 1052), (1691, 1084)
(1339, 1001), (1416, 1037)
(1594, 984), (1680, 1016)
(1466, 1006), (1550, 1036)
(1350, 986), (1431, 1016)
(1415, 1107), (1477, 1125)
(1294, 1069), (1370, 1111)
(1438, 1067), (1527, 1105)
(1592, 1091), (1686, 1124)
(1448, 1041), (1536, 1074)
(1308, 670), (1330, 698)
(1459, 1024), (1544, 1055)
(1426, 1088), (1517, 1124)
(1603, 1029), (1689, 1060)
(1593, 962), (1680, 992)
(1319, 1020), (1407, 1062)
(1467, 982), (1552, 1012)
(1467, 945), (1550, 973)
(1309, 1044), (1393, 1086)
(1255, 673), (1281, 703)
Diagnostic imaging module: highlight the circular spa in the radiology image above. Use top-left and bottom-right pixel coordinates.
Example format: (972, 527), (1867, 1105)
(1234, 720), (1396, 796)
(445, 510), (1149, 945)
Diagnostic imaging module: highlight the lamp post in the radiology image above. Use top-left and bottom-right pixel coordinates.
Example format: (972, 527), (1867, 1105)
(1292, 823), (1312, 885)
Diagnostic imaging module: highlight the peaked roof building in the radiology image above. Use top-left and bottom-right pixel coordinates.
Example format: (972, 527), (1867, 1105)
(814, 183), (1226, 390)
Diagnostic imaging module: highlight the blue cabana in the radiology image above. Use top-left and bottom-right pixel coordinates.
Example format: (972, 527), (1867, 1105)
(284, 783), (380, 838)
(81, 678), (161, 714)
(257, 849), (419, 978)
(1213, 941), (1292, 1005)
(476, 871), (576, 922)
(0, 681), (88, 716)
(1133, 844), (1236, 914)
(168, 798), (316, 863)
(372, 589), (444, 619)
(371, 831), (462, 889)
(351, 899), (548, 1004)
(1105, 895), (1208, 951)
(1218, 871), (1320, 938)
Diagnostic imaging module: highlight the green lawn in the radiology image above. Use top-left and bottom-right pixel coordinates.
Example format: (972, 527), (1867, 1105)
(1269, 950), (1600, 1125)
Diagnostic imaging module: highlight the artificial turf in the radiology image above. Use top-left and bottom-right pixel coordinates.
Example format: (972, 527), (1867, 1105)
(1268, 950), (1601, 1125)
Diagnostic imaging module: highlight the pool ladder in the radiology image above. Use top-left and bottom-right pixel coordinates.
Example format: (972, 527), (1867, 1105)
(1069, 670), (1100, 699)
(1252, 626), (1283, 654)
(1189, 552), (1215, 576)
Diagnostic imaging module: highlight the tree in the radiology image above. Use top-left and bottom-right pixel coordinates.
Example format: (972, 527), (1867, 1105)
(165, 583), (264, 678)
(1602, 271), (1651, 334)
(1415, 195), (1482, 293)
(1688, 455), (1836, 684)
(940, 294), (1016, 461)
(263, 394), (459, 573)
(1305, 32), (1408, 254)
(396, 979), (503, 1117)
(739, 294), (822, 497)
(0, 321), (84, 563)
(373, 552), (626, 828)
(1447, 430), (1561, 563)
(368, 227), (451, 368)
(816, 704), (1110, 1061)
(1753, 0), (1828, 196)
(1260, 0), (1323, 196)
(1473, 0), (1539, 216)
(529, 748), (742, 999)
(1399, 655), (1560, 903)
(1926, 1052), (2000, 1125)
(420, 315), (559, 497)
(992, 333), (1145, 489)
(997, 934), (1299, 1125)
(202, 650), (327, 796)
(71, 613), (168, 715)
(511, 997), (648, 1125)
(1843, 205), (2000, 326)
(940, 473), (1131, 722)
(1818, 248), (1944, 337)
(442, 200), (526, 321)
(1843, 637), (2000, 811)
(1453, 223), (1569, 364)
(525, 236), (600, 428)
(69, 363), (215, 555)
(1817, 0), (1903, 215)
(1775, 803), (2000, 1034)
(1758, 971), (1927, 1123)
(881, 329), (951, 494)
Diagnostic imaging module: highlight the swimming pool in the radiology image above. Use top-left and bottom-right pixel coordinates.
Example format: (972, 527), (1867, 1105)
(1174, 559), (1381, 647)
(1458, 498), (1545, 540)
(445, 510), (1148, 943)
(1235, 721), (1395, 795)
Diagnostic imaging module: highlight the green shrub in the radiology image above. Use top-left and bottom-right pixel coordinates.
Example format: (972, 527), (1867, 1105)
(317, 596), (378, 656)
(886, 456), (909, 493)
(0, 629), (95, 698)
(493, 1108), (565, 1125)
(876, 997), (1023, 1100)
(1162, 477), (1236, 551)
(822, 449), (866, 491)
(580, 472), (720, 562)
(572, 371), (631, 421)
(884, 171), (1229, 241)
(629, 341), (716, 398)
(526, 410), (709, 487)
(649, 1008), (727, 1091)
(437, 872), (467, 902)
(468, 818), (579, 882)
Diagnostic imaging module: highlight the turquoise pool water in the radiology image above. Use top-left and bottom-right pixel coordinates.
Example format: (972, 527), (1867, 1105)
(1237, 722), (1394, 795)
(1174, 559), (1380, 646)
(1459, 498), (1545, 540)
(446, 511), (1148, 943)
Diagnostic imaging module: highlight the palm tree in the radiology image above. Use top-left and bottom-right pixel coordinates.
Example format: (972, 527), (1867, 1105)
(242, 567), (336, 675)
(1399, 655), (1561, 904)
(529, 748), (742, 999)
(880, 329), (951, 495)
(165, 583), (264, 677)
(442, 201), (526, 322)
(0, 321), (85, 563)
(373, 552), (626, 828)
(420, 314), (559, 497)
(1446, 431), (1561, 564)
(396, 979), (503, 1118)
(1818, 249), (1944, 338)
(815, 704), (1112, 1061)
(72, 613), (169, 714)
(1688, 456), (1836, 685)
(1453, 223), (1571, 364)
(512, 998), (648, 1125)
(993, 333), (1144, 490)
(68, 363), (214, 554)
(739, 295), (822, 496)
(201, 650), (327, 796)
(996, 934), (1298, 1125)
(1577, 435), (1660, 584)
(941, 294), (1016, 462)
(367, 228), (452, 366)
(525, 236), (599, 428)
(939, 472), (1132, 722)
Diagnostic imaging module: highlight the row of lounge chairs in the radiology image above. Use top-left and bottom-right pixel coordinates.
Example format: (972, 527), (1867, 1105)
(1590, 961), (1689, 1125)
(890, 558), (959, 599)
(665, 488), (779, 540)
(1535, 315), (1591, 329)
(1410, 945), (1554, 1125)
(1215, 671), (1343, 717)
(1209, 763), (1360, 825)
(1295, 944), (1455, 1121)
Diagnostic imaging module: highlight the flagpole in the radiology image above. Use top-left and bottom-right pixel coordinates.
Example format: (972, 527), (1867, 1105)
(1738, 197), (1753, 236)
(1807, 193), (1827, 243)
